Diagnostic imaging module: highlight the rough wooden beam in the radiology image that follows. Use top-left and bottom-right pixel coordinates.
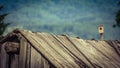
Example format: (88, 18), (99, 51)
(19, 37), (27, 68)
(4, 42), (19, 54)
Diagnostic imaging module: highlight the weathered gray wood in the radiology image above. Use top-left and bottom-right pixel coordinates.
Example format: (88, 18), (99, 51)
(26, 43), (31, 68)
(30, 44), (50, 68)
(4, 42), (19, 54)
(10, 54), (19, 68)
(52, 34), (91, 68)
(19, 37), (27, 68)
(19, 30), (120, 68)
(111, 41), (120, 57)
(85, 41), (120, 67)
(72, 39), (105, 67)
(0, 43), (9, 68)
(1, 29), (119, 68)
(37, 33), (80, 68)
(42, 56), (50, 68)
(20, 30), (63, 68)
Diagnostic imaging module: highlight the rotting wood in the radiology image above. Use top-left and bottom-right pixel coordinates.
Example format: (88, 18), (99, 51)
(19, 37), (27, 68)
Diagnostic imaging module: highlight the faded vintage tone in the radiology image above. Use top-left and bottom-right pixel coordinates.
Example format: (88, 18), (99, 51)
(0, 29), (120, 68)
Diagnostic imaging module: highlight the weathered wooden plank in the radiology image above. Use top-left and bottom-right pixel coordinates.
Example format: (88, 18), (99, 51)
(51, 34), (90, 68)
(101, 41), (120, 63)
(89, 41), (120, 63)
(19, 30), (62, 68)
(10, 54), (19, 68)
(18, 30), (120, 68)
(42, 56), (50, 68)
(19, 37), (27, 68)
(30, 34), (64, 68)
(55, 35), (94, 68)
(4, 42), (19, 54)
(64, 36), (97, 68)
(99, 41), (120, 67)
(30, 46), (50, 68)
(26, 43), (31, 68)
(31, 46), (41, 68)
(86, 40), (120, 67)
(20, 30), (84, 66)
(35, 33), (78, 68)
(71, 39), (103, 67)
(113, 41), (120, 56)
(0, 43), (9, 68)
(106, 41), (120, 57)
(36, 33), (80, 68)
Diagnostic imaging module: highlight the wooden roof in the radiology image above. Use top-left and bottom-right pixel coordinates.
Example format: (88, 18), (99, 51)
(1, 29), (120, 68)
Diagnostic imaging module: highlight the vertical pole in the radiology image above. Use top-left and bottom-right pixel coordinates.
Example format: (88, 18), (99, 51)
(100, 33), (104, 41)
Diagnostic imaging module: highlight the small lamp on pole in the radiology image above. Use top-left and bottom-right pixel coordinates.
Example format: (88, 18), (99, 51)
(98, 25), (104, 40)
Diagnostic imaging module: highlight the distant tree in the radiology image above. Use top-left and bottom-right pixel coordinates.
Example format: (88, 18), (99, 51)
(114, 1), (120, 27)
(0, 5), (10, 39)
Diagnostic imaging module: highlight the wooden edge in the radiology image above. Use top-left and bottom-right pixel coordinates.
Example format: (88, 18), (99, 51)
(19, 37), (27, 68)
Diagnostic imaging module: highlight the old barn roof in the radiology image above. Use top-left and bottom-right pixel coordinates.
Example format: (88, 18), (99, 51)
(1, 29), (120, 68)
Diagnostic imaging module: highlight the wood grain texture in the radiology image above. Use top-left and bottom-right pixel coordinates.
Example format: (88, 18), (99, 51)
(19, 37), (27, 68)
(0, 29), (120, 68)
(19, 30), (120, 68)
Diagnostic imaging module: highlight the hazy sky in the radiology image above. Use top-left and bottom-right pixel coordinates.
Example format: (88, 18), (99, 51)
(0, 0), (120, 40)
